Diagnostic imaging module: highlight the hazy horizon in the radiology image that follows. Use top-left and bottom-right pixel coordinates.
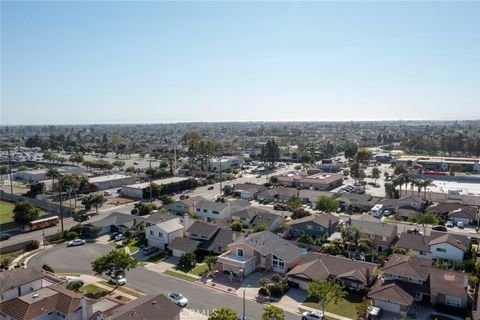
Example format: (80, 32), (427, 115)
(1, 1), (479, 125)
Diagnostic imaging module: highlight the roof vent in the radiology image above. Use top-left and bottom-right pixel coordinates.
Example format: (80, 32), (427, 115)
(152, 300), (157, 304)
(32, 292), (39, 298)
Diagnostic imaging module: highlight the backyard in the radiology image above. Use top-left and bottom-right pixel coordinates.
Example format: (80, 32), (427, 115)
(303, 291), (364, 319)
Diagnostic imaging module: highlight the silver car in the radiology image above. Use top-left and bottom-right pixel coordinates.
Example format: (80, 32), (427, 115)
(168, 292), (188, 307)
(302, 311), (325, 320)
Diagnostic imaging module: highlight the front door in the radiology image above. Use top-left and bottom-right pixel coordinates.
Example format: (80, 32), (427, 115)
(259, 255), (266, 269)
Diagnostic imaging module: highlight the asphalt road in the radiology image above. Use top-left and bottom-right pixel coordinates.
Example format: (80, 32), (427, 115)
(28, 243), (302, 320)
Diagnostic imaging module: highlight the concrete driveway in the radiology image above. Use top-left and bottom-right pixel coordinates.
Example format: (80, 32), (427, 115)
(28, 243), (113, 274)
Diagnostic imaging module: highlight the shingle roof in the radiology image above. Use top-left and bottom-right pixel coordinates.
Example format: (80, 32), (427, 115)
(350, 219), (396, 237)
(382, 254), (431, 281)
(107, 294), (181, 320)
(252, 211), (282, 229)
(168, 237), (200, 253)
(202, 229), (242, 253)
(186, 221), (218, 237)
(428, 233), (469, 252)
(287, 253), (377, 285)
(154, 218), (184, 234)
(288, 213), (339, 228)
(144, 213), (179, 224)
(90, 212), (144, 228)
(430, 268), (467, 299)
(0, 267), (44, 293)
(232, 231), (302, 262)
(180, 195), (207, 207)
(368, 280), (414, 306)
(196, 200), (229, 211)
(396, 233), (430, 253)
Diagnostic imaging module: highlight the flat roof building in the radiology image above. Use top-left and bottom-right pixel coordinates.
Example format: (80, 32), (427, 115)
(89, 174), (136, 191)
(121, 177), (189, 199)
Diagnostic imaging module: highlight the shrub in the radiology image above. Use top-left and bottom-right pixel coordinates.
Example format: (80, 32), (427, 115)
(177, 253), (197, 272)
(0, 257), (12, 270)
(62, 231), (78, 240)
(258, 286), (270, 297)
(26, 240), (40, 251)
(230, 220), (243, 232)
(269, 283), (286, 298)
(67, 281), (83, 291)
(271, 274), (283, 283)
(42, 264), (55, 273)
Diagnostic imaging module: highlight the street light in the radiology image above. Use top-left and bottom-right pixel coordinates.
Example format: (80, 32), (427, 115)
(242, 284), (250, 320)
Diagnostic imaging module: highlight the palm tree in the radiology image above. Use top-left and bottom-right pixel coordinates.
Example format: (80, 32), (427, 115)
(422, 178), (435, 200)
(356, 238), (373, 254)
(45, 168), (60, 192)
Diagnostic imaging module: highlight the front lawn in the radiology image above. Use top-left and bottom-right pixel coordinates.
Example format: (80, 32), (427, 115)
(146, 252), (168, 263)
(303, 292), (364, 319)
(164, 269), (198, 282)
(191, 263), (208, 276)
(127, 239), (146, 254)
(80, 284), (109, 299)
(98, 281), (142, 297)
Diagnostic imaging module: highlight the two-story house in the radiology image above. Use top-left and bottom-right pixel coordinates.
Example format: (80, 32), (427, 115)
(298, 190), (334, 208)
(333, 193), (381, 212)
(287, 252), (378, 291)
(396, 231), (470, 261)
(427, 202), (478, 226)
(1, 267), (45, 302)
(164, 196), (206, 215)
(379, 196), (425, 219)
(194, 199), (250, 222)
(349, 218), (398, 252)
(232, 184), (266, 200)
(257, 187), (298, 204)
(185, 220), (241, 255)
(144, 213), (184, 251)
(217, 231), (303, 280)
(287, 213), (339, 238)
(368, 254), (468, 315)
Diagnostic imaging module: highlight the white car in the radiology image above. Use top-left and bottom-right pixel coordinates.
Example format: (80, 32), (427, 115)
(67, 239), (86, 247)
(168, 292), (188, 307)
(109, 275), (126, 286)
(302, 311), (325, 320)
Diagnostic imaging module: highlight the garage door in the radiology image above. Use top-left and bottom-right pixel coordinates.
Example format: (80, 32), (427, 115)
(293, 279), (310, 291)
(172, 249), (184, 258)
(244, 261), (256, 276)
(374, 300), (400, 313)
(453, 218), (469, 226)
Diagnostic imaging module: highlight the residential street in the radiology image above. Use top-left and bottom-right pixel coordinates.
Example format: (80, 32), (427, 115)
(28, 243), (303, 320)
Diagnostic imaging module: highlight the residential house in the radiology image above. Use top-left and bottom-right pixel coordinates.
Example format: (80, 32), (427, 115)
(99, 294), (181, 320)
(427, 202), (478, 225)
(349, 217), (398, 252)
(257, 187), (298, 204)
(168, 237), (200, 258)
(287, 252), (378, 291)
(232, 184), (266, 200)
(0, 284), (91, 320)
(144, 213), (184, 251)
(231, 207), (284, 231)
(0, 267), (45, 302)
(87, 212), (144, 236)
(368, 254), (468, 315)
(164, 196), (206, 215)
(379, 196), (425, 219)
(287, 213), (339, 238)
(333, 193), (381, 212)
(194, 199), (249, 222)
(217, 231), (303, 279)
(298, 190), (334, 208)
(185, 221), (241, 255)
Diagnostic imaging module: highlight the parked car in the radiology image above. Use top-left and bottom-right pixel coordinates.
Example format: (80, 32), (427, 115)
(0, 233), (12, 241)
(103, 191), (112, 196)
(432, 225), (447, 232)
(207, 186), (214, 190)
(457, 221), (465, 229)
(445, 221), (454, 228)
(110, 232), (119, 240)
(407, 228), (420, 234)
(368, 306), (382, 320)
(351, 253), (365, 261)
(274, 204), (287, 211)
(302, 311), (325, 320)
(383, 210), (391, 217)
(67, 239), (86, 247)
(109, 274), (126, 286)
(168, 292), (188, 307)
(142, 246), (160, 255)
(114, 234), (125, 242)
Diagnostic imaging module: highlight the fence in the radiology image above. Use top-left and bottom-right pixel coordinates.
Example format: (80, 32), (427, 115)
(0, 191), (73, 217)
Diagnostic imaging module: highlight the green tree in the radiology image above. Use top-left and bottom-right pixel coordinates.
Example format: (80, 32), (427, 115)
(291, 208), (311, 220)
(69, 154), (84, 166)
(82, 194), (107, 213)
(112, 160), (126, 170)
(307, 280), (346, 315)
(315, 196), (339, 212)
(261, 139), (280, 166)
(230, 220), (243, 232)
(204, 255), (218, 272)
(270, 176), (279, 184)
(208, 308), (237, 320)
(355, 298), (371, 320)
(393, 165), (407, 176)
(262, 305), (285, 320)
(409, 212), (439, 234)
(17, 165), (28, 172)
(355, 149), (372, 164)
(91, 249), (138, 289)
(13, 202), (40, 228)
(286, 198), (303, 212)
(125, 166), (137, 174)
(25, 182), (46, 198)
(0, 165), (10, 174)
(343, 142), (358, 159)
(298, 234), (314, 245)
(371, 167), (381, 185)
(131, 203), (158, 216)
(177, 253), (196, 272)
(45, 168), (60, 192)
(252, 224), (267, 233)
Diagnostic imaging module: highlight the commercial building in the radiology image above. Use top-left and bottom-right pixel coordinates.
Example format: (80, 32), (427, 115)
(396, 155), (480, 173)
(121, 177), (189, 199)
(89, 174), (136, 191)
(14, 167), (85, 182)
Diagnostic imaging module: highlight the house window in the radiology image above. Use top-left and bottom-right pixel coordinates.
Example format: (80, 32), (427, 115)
(149, 230), (154, 236)
(196, 208), (200, 212)
(436, 248), (447, 253)
(203, 209), (207, 213)
(307, 224), (313, 230)
(380, 236), (387, 241)
(317, 226), (323, 231)
(212, 211), (219, 215)
(237, 248), (244, 257)
(158, 232), (163, 238)
(272, 255), (285, 270)
(446, 295), (462, 308)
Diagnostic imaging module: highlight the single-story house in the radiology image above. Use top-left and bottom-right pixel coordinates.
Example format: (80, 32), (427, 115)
(164, 196), (206, 215)
(88, 212), (144, 236)
(168, 237), (200, 258)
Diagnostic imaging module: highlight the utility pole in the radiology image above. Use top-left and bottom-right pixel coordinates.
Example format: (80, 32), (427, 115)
(59, 178), (64, 232)
(219, 158), (222, 197)
(7, 149), (13, 194)
(173, 126), (177, 175)
(149, 160), (153, 203)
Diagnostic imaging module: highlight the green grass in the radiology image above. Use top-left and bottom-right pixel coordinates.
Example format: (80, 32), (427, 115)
(191, 263), (208, 276)
(127, 239), (146, 254)
(57, 272), (81, 277)
(164, 269), (198, 282)
(98, 281), (141, 297)
(0, 200), (47, 231)
(80, 284), (109, 299)
(303, 292), (363, 319)
(146, 252), (168, 263)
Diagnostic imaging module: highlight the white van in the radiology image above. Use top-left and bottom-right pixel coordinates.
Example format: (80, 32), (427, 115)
(371, 204), (384, 218)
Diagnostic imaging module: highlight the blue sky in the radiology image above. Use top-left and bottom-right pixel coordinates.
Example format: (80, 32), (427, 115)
(1, 1), (479, 125)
